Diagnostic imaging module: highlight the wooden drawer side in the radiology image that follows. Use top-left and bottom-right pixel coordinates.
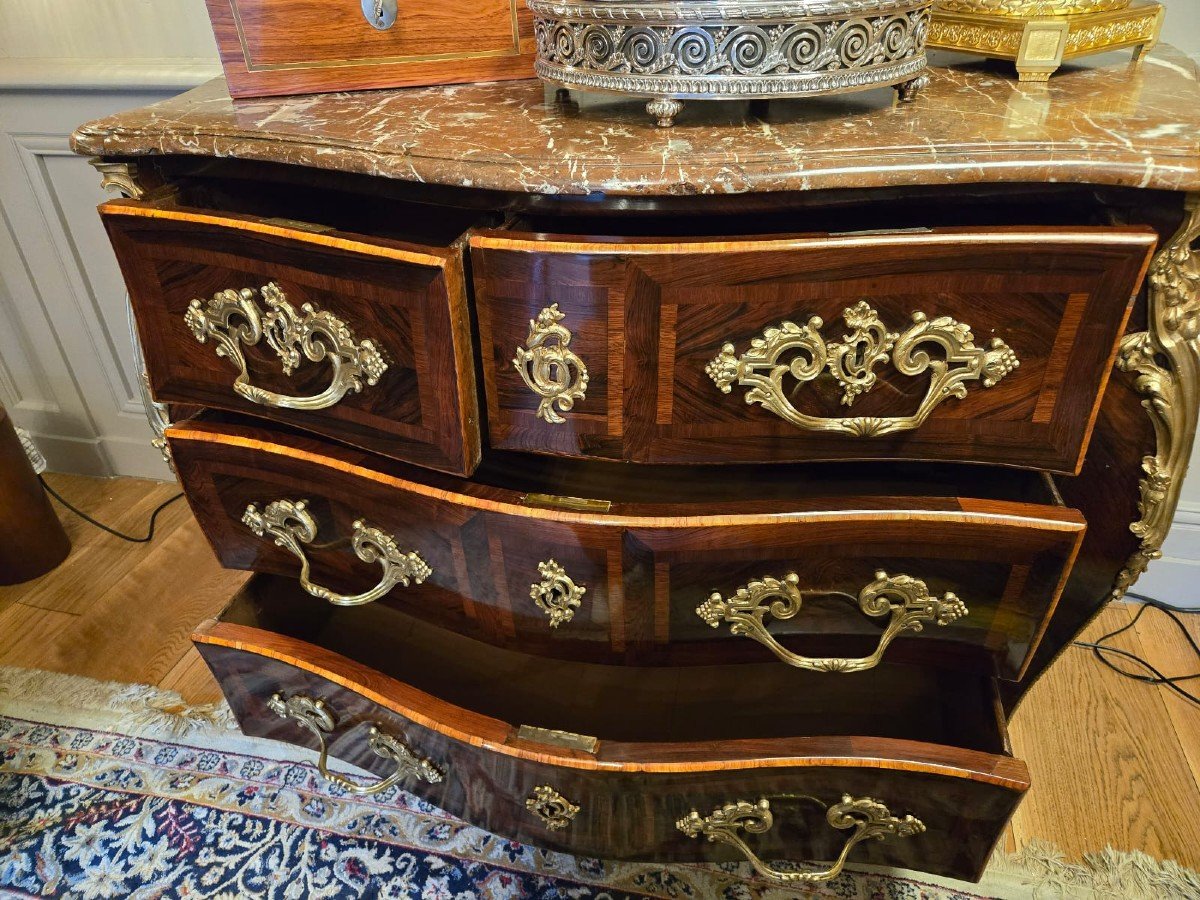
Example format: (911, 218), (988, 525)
(194, 595), (1028, 882)
(102, 200), (481, 475)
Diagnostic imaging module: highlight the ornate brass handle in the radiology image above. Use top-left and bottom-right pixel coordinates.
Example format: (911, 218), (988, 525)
(242, 499), (431, 607)
(678, 795), (924, 884)
(706, 301), (1019, 437)
(697, 571), (968, 673)
(268, 693), (442, 795)
(185, 281), (387, 412)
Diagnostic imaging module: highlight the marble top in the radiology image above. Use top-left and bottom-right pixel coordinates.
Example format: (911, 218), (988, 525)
(72, 47), (1200, 197)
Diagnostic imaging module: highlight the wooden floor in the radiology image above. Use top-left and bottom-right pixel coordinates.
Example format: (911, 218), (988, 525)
(2, 474), (1199, 870)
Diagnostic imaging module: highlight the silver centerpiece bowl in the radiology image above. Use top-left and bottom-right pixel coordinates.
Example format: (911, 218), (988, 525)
(529, 0), (933, 126)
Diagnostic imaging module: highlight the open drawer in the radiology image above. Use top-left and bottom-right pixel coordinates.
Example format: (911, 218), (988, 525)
(101, 198), (480, 475)
(470, 225), (1155, 474)
(170, 414), (1085, 681)
(195, 574), (1029, 883)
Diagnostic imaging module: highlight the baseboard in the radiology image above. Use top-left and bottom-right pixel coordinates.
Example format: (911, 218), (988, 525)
(1131, 557), (1200, 609)
(30, 431), (173, 482)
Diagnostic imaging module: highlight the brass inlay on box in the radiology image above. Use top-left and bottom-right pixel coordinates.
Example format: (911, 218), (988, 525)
(678, 795), (924, 885)
(929, 0), (1164, 82)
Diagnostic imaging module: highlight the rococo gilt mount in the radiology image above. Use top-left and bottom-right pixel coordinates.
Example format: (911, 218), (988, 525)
(530, 0), (933, 125)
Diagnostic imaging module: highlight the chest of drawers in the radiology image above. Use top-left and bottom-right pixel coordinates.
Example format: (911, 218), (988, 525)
(74, 51), (1200, 885)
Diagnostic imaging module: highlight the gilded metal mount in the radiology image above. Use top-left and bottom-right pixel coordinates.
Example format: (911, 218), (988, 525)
(708, 301), (1018, 437)
(698, 570), (967, 672)
(185, 281), (388, 411)
(513, 304), (589, 424)
(525, 785), (582, 830)
(929, 0), (1163, 83)
(1113, 195), (1200, 599)
(530, 559), (587, 628)
(243, 499), (431, 607)
(678, 795), (924, 884)
(268, 692), (443, 795)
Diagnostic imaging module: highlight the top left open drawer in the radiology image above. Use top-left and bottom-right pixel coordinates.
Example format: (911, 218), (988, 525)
(101, 199), (481, 476)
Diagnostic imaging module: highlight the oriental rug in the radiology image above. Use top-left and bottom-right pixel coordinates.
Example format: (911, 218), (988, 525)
(0, 666), (1196, 900)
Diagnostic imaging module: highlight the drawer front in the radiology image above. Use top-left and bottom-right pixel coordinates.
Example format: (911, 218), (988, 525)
(205, 0), (535, 99)
(103, 201), (480, 475)
(195, 624), (1028, 883)
(171, 419), (1085, 680)
(471, 228), (1156, 474)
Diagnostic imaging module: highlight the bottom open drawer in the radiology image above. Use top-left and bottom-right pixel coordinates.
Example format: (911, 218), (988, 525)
(194, 574), (1029, 884)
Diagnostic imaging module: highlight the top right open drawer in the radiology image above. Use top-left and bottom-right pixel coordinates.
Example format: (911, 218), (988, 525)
(470, 226), (1157, 474)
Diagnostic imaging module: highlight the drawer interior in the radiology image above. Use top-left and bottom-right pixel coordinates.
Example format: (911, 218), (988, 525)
(156, 172), (495, 248)
(187, 411), (1067, 510)
(220, 573), (1011, 755)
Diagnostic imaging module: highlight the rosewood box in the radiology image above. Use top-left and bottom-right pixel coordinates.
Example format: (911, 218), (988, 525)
(204, 0), (537, 98)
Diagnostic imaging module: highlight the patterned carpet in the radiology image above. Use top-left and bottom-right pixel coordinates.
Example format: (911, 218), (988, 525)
(1, 667), (1197, 899)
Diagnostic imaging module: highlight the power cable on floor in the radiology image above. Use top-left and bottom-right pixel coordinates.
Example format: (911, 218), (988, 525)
(1073, 593), (1200, 709)
(40, 475), (184, 544)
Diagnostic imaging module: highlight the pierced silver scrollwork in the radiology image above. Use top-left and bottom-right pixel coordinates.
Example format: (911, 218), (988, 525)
(697, 570), (968, 673)
(707, 300), (1019, 437)
(268, 692), (443, 795)
(530, 559), (587, 628)
(529, 0), (932, 125)
(513, 303), (589, 425)
(185, 281), (388, 411)
(243, 498), (431, 607)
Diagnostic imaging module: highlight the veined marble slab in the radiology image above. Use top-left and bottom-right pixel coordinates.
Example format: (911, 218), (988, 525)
(72, 47), (1200, 196)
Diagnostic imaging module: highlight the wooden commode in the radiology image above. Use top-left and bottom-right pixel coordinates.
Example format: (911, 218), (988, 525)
(73, 48), (1200, 885)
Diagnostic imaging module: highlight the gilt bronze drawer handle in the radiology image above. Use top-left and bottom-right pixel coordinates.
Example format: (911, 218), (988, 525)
(242, 499), (431, 607)
(706, 301), (1019, 437)
(530, 559), (587, 628)
(185, 281), (388, 412)
(526, 784), (582, 830)
(697, 570), (968, 673)
(678, 795), (924, 884)
(268, 692), (442, 795)
(513, 304), (589, 424)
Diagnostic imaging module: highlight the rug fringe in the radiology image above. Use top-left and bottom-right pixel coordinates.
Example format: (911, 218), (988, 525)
(0, 665), (236, 737)
(3, 666), (1199, 899)
(985, 839), (1200, 899)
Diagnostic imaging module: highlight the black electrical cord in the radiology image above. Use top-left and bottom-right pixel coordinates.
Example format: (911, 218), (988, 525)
(1073, 592), (1200, 709)
(39, 475), (185, 544)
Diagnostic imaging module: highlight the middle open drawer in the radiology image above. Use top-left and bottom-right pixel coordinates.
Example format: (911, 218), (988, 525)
(169, 415), (1084, 681)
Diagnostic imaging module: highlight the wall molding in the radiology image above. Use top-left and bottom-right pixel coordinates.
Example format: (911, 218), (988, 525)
(0, 58), (220, 92)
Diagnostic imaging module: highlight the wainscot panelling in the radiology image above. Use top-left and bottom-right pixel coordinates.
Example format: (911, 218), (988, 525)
(0, 64), (218, 478)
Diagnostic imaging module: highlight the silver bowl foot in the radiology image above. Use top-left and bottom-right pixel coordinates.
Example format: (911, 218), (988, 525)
(896, 74), (930, 103)
(647, 97), (684, 128)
